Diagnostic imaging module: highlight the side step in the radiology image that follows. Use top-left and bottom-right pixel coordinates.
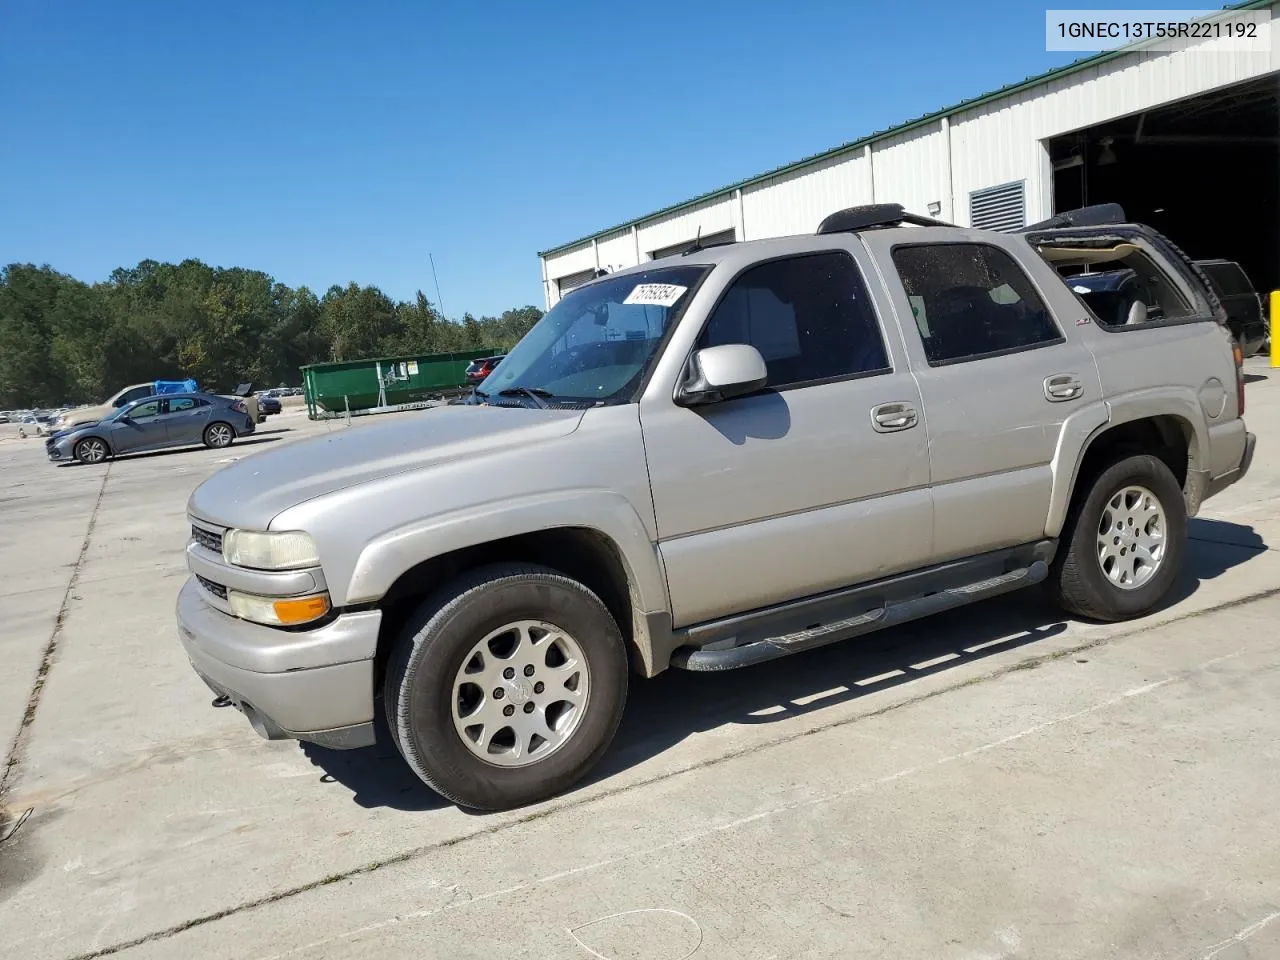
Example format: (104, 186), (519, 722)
(671, 559), (1048, 672)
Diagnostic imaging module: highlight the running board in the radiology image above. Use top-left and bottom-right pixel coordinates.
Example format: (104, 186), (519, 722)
(670, 557), (1049, 672)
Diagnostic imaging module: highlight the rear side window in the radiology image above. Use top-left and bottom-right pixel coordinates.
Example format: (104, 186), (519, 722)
(892, 243), (1061, 364)
(698, 251), (889, 389)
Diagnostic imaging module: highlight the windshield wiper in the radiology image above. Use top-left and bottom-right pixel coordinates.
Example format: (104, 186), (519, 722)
(497, 386), (553, 409)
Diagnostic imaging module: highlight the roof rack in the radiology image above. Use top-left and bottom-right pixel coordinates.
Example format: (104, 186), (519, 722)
(816, 203), (952, 235)
(1022, 203), (1126, 231)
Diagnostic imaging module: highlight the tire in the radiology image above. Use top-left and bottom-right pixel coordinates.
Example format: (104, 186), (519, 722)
(383, 562), (628, 810)
(203, 422), (235, 449)
(74, 437), (110, 464)
(1049, 453), (1186, 621)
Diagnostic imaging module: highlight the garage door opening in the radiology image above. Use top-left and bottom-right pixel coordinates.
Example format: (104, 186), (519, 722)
(1050, 74), (1279, 296)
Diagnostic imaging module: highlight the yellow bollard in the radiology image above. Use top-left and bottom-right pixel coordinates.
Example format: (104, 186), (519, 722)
(1272, 290), (1280, 368)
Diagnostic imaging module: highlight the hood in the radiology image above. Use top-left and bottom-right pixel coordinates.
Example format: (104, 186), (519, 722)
(50, 422), (99, 441)
(60, 405), (111, 428)
(187, 405), (585, 530)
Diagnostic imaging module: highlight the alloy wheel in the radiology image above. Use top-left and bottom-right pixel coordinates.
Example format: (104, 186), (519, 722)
(1096, 484), (1166, 589)
(78, 439), (107, 464)
(450, 620), (590, 767)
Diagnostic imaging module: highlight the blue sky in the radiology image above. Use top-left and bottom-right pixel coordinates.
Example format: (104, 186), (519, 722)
(2, 0), (1147, 317)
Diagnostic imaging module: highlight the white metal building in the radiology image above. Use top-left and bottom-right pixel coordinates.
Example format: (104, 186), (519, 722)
(539, 1), (1279, 307)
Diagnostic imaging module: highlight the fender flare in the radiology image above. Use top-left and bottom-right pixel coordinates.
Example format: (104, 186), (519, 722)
(1045, 387), (1207, 537)
(344, 488), (672, 674)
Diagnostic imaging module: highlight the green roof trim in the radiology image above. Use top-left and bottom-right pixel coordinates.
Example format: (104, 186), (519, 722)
(537, 0), (1273, 259)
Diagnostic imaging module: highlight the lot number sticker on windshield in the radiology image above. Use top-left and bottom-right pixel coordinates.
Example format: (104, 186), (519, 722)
(623, 283), (688, 307)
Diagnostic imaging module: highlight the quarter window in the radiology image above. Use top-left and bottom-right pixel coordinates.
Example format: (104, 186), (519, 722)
(697, 252), (889, 389)
(892, 243), (1061, 364)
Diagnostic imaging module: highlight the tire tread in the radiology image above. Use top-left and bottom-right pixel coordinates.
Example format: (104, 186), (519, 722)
(1050, 453), (1186, 621)
(384, 562), (626, 810)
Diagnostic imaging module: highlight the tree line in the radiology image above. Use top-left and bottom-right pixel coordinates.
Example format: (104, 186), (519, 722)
(0, 259), (544, 409)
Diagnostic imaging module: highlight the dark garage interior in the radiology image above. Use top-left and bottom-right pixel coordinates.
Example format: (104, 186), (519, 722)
(1050, 74), (1280, 297)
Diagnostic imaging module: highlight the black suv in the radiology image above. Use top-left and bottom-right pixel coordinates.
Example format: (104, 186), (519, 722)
(1196, 260), (1267, 356)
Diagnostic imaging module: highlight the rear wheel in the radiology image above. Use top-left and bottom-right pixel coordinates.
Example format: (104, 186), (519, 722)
(74, 437), (109, 464)
(383, 563), (628, 810)
(1050, 453), (1186, 621)
(203, 422), (235, 449)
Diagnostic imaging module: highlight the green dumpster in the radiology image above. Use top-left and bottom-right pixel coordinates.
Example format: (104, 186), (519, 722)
(302, 349), (494, 418)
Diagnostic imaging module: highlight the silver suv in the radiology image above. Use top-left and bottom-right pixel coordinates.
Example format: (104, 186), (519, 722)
(177, 204), (1255, 810)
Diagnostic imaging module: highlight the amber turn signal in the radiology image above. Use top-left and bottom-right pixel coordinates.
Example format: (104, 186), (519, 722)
(272, 595), (331, 625)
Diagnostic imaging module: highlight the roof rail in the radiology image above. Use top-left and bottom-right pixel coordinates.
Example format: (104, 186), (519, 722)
(816, 203), (952, 235)
(1022, 203), (1126, 231)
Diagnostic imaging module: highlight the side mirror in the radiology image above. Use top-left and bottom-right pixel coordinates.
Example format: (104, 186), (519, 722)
(675, 344), (768, 407)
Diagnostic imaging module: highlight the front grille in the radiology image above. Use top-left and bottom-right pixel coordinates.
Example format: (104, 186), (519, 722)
(191, 525), (223, 554)
(196, 575), (228, 600)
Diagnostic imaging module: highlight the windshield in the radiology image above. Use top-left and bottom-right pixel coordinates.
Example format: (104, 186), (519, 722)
(474, 266), (709, 407)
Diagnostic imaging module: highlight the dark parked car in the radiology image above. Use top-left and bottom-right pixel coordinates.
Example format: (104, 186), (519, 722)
(46, 392), (254, 464)
(258, 395), (282, 418)
(1195, 260), (1267, 356)
(464, 355), (505, 385)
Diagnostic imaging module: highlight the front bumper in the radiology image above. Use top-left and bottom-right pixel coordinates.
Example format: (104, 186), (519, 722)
(175, 577), (381, 749)
(46, 437), (74, 461)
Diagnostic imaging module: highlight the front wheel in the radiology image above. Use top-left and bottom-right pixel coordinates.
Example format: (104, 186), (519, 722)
(384, 563), (628, 810)
(203, 422), (235, 449)
(74, 437), (110, 464)
(1050, 453), (1187, 621)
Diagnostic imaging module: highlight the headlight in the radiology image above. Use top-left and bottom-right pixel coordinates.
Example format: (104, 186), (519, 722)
(227, 589), (330, 626)
(222, 529), (319, 570)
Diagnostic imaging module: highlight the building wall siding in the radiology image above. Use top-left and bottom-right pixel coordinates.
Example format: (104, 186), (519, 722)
(595, 229), (636, 275)
(870, 124), (950, 220)
(740, 149), (871, 239)
(635, 198), (736, 259)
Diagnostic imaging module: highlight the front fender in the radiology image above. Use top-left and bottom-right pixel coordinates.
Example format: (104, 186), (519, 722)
(1045, 386), (1209, 537)
(344, 487), (671, 667)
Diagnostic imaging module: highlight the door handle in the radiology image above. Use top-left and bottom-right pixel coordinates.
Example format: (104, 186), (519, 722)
(1044, 374), (1083, 402)
(871, 402), (918, 433)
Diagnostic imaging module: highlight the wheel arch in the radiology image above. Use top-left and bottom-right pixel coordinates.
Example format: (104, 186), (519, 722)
(1047, 395), (1202, 537)
(357, 494), (671, 686)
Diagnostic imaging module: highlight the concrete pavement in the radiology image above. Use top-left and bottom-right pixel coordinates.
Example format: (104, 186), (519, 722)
(2, 362), (1279, 960)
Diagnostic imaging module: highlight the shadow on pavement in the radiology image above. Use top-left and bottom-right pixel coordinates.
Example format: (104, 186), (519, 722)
(1243, 373), (1268, 385)
(300, 711), (450, 812)
(303, 518), (1268, 813)
(1187, 516), (1268, 555)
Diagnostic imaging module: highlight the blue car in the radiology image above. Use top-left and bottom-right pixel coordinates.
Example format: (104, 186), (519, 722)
(47, 392), (255, 464)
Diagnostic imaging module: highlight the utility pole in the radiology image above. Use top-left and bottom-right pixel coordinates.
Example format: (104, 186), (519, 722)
(428, 253), (445, 318)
